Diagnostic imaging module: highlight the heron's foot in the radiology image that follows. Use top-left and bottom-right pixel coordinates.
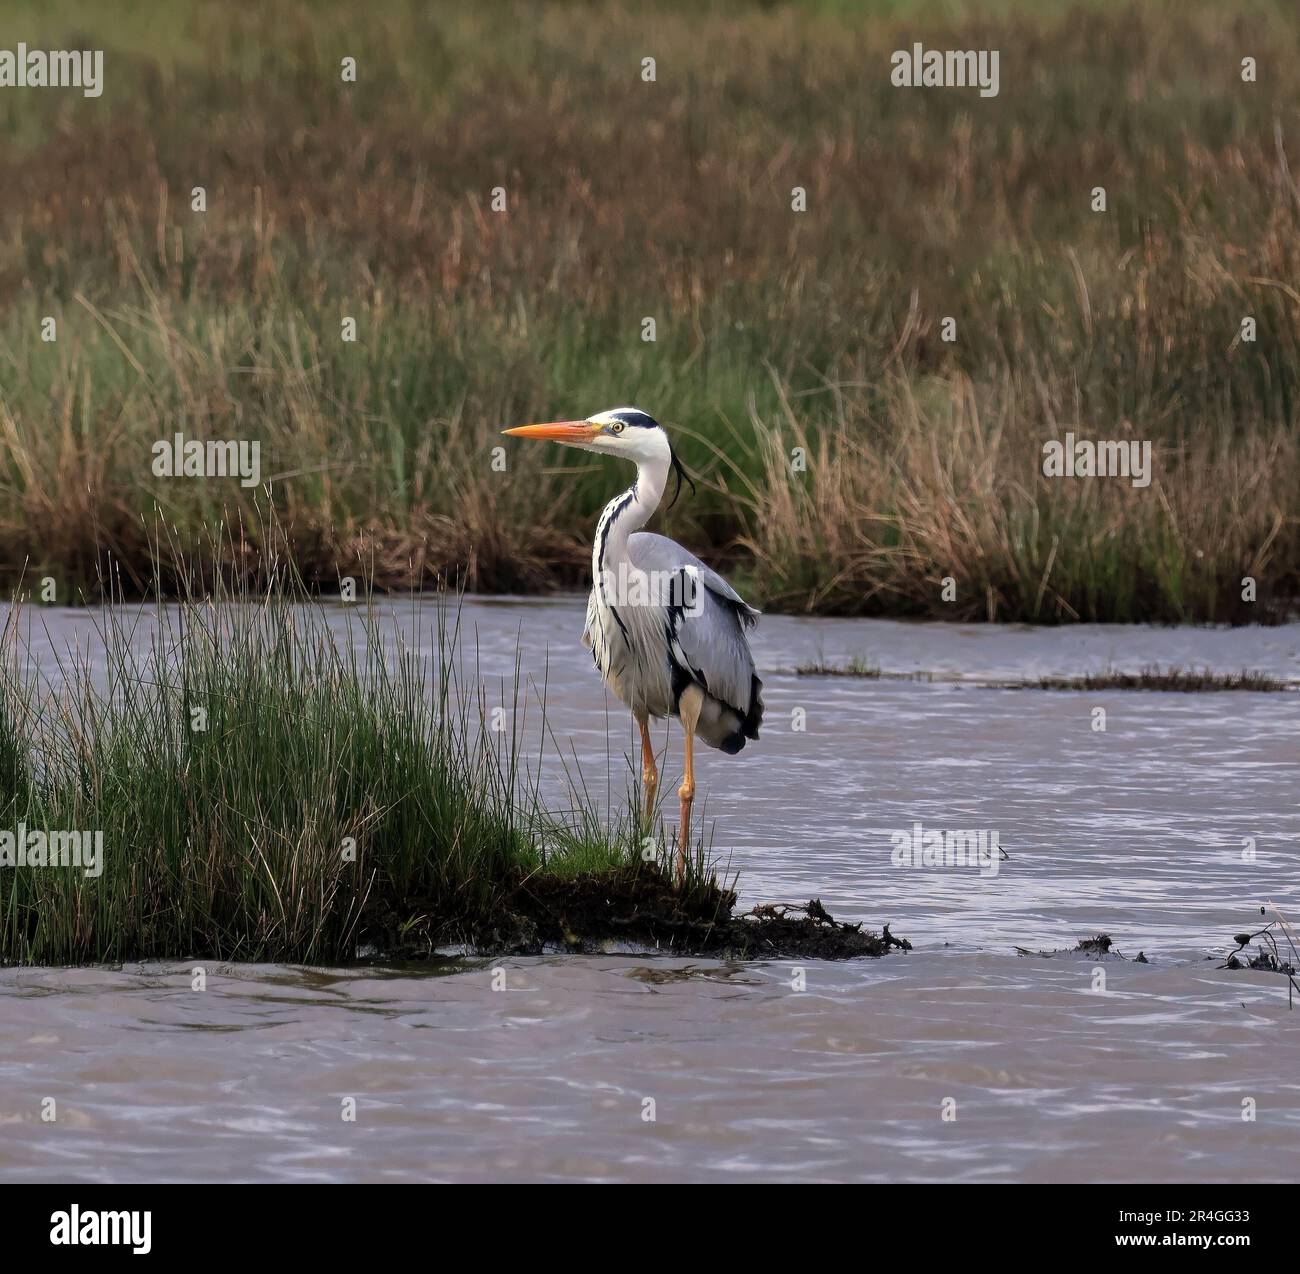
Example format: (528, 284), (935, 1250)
(676, 779), (695, 886)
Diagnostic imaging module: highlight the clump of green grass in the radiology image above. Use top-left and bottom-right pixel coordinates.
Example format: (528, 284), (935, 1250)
(793, 655), (883, 678)
(0, 564), (689, 964)
(784, 654), (939, 681)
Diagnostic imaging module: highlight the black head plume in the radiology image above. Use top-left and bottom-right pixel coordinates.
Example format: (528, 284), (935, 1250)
(667, 442), (696, 509)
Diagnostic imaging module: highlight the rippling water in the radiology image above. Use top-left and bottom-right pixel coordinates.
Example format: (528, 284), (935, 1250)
(2, 598), (1298, 1182)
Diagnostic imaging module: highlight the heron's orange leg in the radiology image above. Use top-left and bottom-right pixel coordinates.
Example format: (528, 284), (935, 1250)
(637, 713), (658, 819)
(675, 687), (704, 886)
(677, 731), (696, 885)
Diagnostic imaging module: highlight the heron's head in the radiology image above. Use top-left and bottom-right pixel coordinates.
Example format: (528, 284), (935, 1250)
(504, 406), (695, 504)
(503, 407), (670, 461)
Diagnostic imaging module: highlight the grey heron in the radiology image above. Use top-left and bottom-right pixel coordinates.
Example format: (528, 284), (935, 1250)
(504, 407), (764, 883)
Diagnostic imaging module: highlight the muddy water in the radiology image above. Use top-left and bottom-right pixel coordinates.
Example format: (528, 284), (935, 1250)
(2, 598), (1298, 1183)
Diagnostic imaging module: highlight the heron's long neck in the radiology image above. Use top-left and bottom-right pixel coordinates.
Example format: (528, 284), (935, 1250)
(593, 451), (669, 582)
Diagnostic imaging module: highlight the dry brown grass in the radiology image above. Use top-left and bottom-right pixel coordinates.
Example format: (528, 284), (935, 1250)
(0, 0), (1296, 618)
(737, 372), (1299, 620)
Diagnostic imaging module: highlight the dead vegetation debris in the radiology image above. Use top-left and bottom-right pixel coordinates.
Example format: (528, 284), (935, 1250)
(1219, 919), (1300, 1007)
(376, 870), (911, 961)
(1015, 932), (1146, 961)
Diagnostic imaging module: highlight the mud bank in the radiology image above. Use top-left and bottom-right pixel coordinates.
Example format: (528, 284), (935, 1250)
(373, 869), (911, 961)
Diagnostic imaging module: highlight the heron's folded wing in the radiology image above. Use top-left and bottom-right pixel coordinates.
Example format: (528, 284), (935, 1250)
(629, 532), (759, 715)
(628, 532), (760, 623)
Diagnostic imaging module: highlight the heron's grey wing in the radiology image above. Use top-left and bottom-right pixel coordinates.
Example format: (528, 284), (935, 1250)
(628, 532), (760, 622)
(628, 532), (760, 718)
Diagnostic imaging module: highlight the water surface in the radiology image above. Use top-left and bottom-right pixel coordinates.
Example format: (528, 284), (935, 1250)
(2, 598), (1297, 1182)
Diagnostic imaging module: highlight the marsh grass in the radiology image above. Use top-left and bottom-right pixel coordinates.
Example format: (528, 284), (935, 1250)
(0, 0), (1298, 620)
(788, 656), (1291, 689)
(793, 655), (884, 678)
(1023, 665), (1293, 692)
(0, 557), (724, 965)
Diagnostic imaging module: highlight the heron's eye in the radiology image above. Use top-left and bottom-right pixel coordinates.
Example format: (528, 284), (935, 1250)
(609, 421), (625, 434)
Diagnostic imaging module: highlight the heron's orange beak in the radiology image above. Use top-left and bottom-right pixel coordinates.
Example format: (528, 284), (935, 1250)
(502, 420), (600, 444)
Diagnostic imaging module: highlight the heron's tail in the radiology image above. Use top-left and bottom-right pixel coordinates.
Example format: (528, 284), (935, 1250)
(738, 673), (763, 741)
(698, 675), (764, 753)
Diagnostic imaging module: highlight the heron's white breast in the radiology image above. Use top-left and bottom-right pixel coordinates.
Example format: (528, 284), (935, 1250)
(585, 585), (675, 717)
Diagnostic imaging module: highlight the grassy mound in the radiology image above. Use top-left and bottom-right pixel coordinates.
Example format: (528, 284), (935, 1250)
(0, 571), (644, 964)
(0, 565), (907, 964)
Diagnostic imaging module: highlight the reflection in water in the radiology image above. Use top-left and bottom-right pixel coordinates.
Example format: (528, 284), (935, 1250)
(0, 598), (1297, 1182)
